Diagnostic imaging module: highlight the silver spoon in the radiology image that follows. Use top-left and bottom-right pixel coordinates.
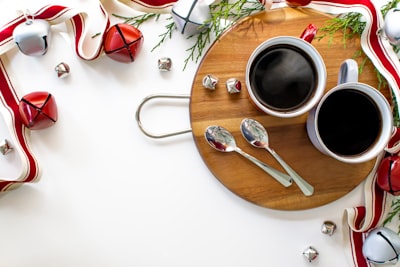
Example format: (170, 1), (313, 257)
(205, 125), (292, 187)
(240, 118), (314, 196)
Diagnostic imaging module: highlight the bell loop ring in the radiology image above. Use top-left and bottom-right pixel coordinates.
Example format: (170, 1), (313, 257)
(22, 9), (34, 25)
(135, 94), (192, 139)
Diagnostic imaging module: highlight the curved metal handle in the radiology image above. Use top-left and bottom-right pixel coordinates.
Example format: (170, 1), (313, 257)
(135, 94), (192, 139)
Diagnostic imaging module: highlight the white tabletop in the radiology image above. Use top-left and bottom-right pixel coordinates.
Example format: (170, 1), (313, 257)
(0, 0), (378, 266)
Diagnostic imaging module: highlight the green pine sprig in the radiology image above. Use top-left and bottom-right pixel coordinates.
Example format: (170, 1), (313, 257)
(384, 198), (400, 233)
(181, 0), (265, 69)
(317, 0), (400, 88)
(150, 17), (176, 52)
(114, 0), (265, 69)
(112, 12), (161, 28)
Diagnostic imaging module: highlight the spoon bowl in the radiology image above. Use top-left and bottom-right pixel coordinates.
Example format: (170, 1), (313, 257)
(240, 118), (314, 196)
(205, 125), (292, 187)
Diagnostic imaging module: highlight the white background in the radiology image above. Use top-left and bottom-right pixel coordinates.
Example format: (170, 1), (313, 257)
(0, 0), (384, 266)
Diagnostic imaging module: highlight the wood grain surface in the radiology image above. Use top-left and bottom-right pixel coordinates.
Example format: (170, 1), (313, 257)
(189, 7), (391, 210)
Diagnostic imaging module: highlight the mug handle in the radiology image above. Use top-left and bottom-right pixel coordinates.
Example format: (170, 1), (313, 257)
(300, 23), (318, 43)
(338, 59), (359, 84)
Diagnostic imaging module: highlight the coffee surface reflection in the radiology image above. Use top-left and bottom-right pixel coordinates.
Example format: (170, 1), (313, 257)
(250, 44), (317, 111)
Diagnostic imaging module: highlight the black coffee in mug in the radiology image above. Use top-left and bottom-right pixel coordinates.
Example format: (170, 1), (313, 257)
(317, 89), (382, 156)
(249, 44), (317, 111)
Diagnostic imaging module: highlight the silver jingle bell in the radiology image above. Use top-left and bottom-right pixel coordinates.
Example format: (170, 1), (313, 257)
(226, 78), (241, 94)
(303, 246), (319, 262)
(13, 19), (51, 56)
(321, 220), (337, 236)
(171, 0), (211, 36)
(202, 74), (218, 90)
(0, 139), (13, 155)
(383, 8), (400, 46)
(158, 57), (172, 71)
(362, 227), (400, 264)
(55, 62), (70, 78)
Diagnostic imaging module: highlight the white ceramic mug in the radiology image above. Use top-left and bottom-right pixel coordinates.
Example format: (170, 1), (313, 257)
(306, 59), (393, 164)
(245, 24), (327, 118)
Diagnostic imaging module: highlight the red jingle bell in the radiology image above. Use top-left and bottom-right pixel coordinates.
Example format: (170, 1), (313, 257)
(377, 155), (400, 195)
(103, 23), (144, 63)
(19, 91), (58, 130)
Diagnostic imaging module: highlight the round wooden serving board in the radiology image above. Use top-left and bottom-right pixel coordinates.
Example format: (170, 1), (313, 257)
(189, 7), (391, 211)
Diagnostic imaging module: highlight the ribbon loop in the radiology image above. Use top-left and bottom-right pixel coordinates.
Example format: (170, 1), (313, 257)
(0, 3), (109, 191)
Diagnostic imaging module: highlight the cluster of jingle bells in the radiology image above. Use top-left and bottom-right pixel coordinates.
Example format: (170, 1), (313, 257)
(9, 15), (146, 134)
(365, 126), (400, 264)
(4, 0), (244, 135)
(8, 0), (222, 135)
(5, 0), (238, 135)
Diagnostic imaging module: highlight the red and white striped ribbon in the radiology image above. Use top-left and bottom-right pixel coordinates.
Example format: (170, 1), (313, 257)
(0, 4), (109, 191)
(0, 1), (398, 265)
(0, 58), (40, 192)
(309, 0), (399, 266)
(117, 0), (177, 13)
(0, 4), (110, 60)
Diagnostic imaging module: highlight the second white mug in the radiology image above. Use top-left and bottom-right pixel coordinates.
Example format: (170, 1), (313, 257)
(306, 59), (393, 164)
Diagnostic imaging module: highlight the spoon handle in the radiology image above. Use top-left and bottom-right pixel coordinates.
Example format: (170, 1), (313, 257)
(234, 147), (292, 187)
(266, 148), (314, 196)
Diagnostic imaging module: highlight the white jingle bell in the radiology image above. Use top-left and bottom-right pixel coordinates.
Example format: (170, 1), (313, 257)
(362, 227), (400, 264)
(171, 0), (211, 36)
(13, 17), (51, 56)
(383, 8), (400, 46)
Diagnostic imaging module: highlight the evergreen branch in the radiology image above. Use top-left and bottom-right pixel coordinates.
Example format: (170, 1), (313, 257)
(113, 13), (160, 28)
(381, 0), (400, 15)
(183, 26), (213, 70)
(180, 0), (264, 69)
(151, 18), (176, 52)
(113, 1), (264, 69)
(384, 199), (400, 233)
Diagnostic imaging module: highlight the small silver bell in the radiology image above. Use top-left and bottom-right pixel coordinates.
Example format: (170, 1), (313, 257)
(202, 74), (218, 90)
(171, 0), (211, 35)
(383, 8), (400, 46)
(13, 13), (51, 56)
(226, 78), (241, 94)
(158, 57), (172, 71)
(0, 139), (13, 155)
(303, 246), (319, 262)
(321, 221), (337, 236)
(55, 62), (70, 78)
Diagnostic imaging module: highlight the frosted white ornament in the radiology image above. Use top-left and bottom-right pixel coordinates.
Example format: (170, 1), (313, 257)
(383, 8), (400, 46)
(171, 0), (211, 35)
(362, 227), (400, 264)
(13, 17), (51, 56)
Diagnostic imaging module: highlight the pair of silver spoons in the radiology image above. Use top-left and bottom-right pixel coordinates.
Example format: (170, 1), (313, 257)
(205, 118), (314, 196)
